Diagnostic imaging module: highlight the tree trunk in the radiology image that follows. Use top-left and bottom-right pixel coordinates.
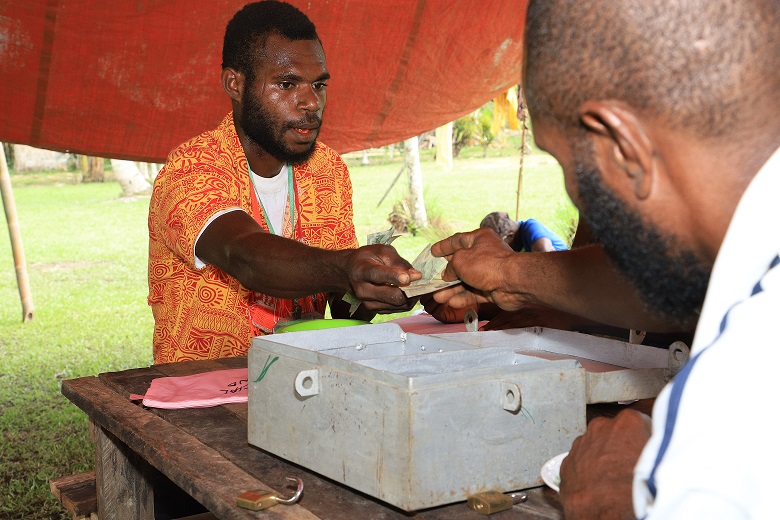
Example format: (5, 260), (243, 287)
(136, 162), (161, 183)
(515, 106), (528, 220)
(404, 137), (427, 228)
(434, 122), (453, 172)
(111, 159), (152, 197)
(86, 156), (105, 182)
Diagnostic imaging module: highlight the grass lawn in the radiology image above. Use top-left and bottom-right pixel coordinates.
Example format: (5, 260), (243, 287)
(0, 144), (573, 519)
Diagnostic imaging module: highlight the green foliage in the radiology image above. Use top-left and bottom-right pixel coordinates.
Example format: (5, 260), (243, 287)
(476, 108), (496, 157)
(386, 187), (453, 239)
(0, 147), (573, 517)
(388, 199), (418, 236)
(452, 102), (498, 158)
(452, 112), (479, 158)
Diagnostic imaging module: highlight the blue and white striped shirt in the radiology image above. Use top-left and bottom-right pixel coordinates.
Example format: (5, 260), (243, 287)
(633, 147), (780, 519)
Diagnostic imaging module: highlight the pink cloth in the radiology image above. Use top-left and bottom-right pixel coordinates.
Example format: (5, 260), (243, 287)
(129, 368), (249, 409)
(388, 313), (487, 335)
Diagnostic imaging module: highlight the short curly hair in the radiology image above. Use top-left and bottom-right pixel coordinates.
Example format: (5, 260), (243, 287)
(222, 1), (320, 82)
(480, 212), (515, 238)
(524, 0), (779, 140)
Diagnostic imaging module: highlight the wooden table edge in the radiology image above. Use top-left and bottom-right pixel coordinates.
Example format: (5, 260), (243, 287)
(62, 376), (319, 520)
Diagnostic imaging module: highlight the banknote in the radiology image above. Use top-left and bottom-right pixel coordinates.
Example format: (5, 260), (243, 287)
(366, 226), (401, 246)
(409, 243), (445, 279)
(400, 243), (461, 297)
(400, 278), (461, 298)
(342, 292), (363, 315)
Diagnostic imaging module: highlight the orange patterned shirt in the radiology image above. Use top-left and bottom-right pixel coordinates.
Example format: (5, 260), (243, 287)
(148, 113), (358, 363)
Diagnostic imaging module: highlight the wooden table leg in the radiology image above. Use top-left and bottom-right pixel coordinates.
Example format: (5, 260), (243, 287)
(95, 425), (155, 520)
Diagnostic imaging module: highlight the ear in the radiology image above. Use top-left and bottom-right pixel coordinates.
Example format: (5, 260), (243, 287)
(221, 68), (244, 103)
(579, 100), (655, 200)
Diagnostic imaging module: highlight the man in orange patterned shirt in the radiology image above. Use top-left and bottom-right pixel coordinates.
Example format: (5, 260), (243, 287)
(148, 1), (420, 364)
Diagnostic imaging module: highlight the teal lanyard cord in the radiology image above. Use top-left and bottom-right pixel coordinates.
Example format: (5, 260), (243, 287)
(248, 163), (302, 318)
(248, 163), (295, 236)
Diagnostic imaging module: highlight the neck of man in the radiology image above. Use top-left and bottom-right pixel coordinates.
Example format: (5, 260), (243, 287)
(234, 121), (285, 178)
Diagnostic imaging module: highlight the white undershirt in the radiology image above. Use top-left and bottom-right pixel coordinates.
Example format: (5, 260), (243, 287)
(193, 165), (288, 270)
(251, 165), (288, 236)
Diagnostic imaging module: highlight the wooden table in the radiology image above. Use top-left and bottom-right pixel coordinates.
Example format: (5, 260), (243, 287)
(61, 315), (658, 520)
(62, 355), (571, 520)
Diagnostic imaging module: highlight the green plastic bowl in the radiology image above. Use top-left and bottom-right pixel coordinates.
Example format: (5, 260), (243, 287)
(274, 318), (370, 333)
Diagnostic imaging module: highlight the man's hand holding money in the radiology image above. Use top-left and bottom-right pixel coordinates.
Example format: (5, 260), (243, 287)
(429, 228), (522, 311)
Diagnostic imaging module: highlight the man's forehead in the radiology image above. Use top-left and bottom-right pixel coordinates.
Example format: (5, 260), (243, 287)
(259, 34), (326, 70)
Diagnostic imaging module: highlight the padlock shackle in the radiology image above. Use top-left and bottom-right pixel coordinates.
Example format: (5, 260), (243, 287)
(276, 476), (304, 505)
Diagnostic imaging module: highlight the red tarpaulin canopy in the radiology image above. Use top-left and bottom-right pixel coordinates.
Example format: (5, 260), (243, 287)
(0, 0), (528, 163)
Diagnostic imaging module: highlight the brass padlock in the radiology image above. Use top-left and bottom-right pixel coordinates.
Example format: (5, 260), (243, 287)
(467, 490), (528, 515)
(237, 476), (304, 511)
(236, 490), (284, 511)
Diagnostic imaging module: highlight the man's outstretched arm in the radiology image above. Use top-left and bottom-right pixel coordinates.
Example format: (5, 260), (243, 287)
(196, 210), (420, 313)
(431, 228), (695, 332)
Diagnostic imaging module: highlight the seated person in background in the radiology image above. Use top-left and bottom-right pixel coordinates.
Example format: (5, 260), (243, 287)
(480, 211), (568, 252)
(425, 210), (572, 328)
(147, 1), (419, 364)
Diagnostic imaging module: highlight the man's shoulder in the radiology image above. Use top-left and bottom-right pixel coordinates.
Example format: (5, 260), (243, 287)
(520, 218), (554, 233)
(301, 142), (347, 175)
(519, 217), (541, 226)
(165, 113), (239, 165)
(312, 141), (342, 161)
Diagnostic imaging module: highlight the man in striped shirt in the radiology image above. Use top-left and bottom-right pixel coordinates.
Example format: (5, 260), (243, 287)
(431, 0), (780, 517)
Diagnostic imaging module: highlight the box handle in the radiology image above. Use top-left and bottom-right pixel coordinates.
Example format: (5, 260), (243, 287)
(500, 381), (522, 413)
(295, 369), (320, 397)
(667, 341), (690, 379)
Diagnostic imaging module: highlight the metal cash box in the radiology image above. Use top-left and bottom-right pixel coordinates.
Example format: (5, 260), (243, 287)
(248, 323), (687, 511)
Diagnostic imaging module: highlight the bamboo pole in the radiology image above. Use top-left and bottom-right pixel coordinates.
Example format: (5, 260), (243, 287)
(0, 143), (34, 322)
(515, 109), (527, 220)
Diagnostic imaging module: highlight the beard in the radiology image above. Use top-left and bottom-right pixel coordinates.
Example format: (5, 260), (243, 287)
(573, 142), (710, 325)
(240, 84), (320, 164)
